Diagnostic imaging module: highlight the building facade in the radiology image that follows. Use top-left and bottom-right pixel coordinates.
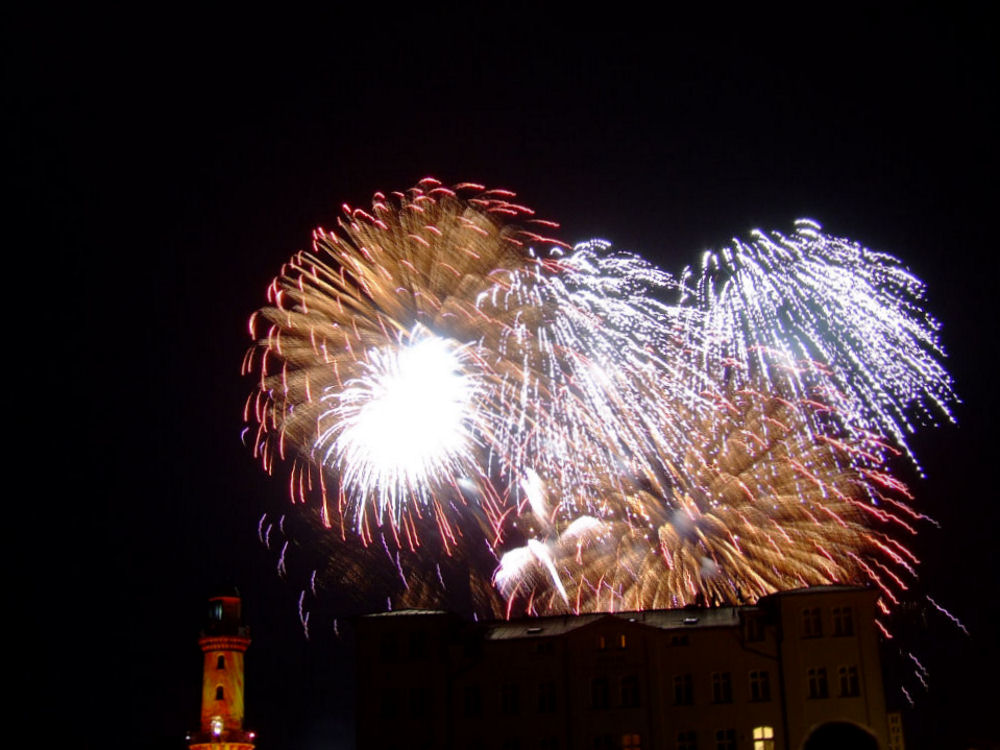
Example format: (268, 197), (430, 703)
(356, 586), (893, 750)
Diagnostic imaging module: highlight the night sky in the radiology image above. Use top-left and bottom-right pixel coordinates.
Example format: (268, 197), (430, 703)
(18, 7), (996, 749)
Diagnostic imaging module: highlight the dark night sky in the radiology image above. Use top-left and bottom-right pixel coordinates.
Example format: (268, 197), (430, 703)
(16, 7), (997, 749)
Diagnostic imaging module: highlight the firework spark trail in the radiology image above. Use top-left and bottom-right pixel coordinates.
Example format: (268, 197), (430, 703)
(245, 179), (954, 621)
(694, 219), (955, 470)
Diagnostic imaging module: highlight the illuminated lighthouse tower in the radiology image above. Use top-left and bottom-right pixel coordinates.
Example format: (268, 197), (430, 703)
(187, 593), (256, 750)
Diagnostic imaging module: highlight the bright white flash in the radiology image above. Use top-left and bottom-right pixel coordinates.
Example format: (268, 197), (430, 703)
(319, 331), (479, 518)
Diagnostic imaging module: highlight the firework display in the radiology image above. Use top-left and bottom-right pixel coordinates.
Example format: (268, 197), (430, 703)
(244, 178), (953, 625)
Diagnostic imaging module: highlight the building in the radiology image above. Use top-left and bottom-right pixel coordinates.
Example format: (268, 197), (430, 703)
(187, 593), (256, 750)
(356, 585), (896, 750)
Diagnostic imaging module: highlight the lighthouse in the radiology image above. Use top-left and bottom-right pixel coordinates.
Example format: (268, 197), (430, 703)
(187, 593), (256, 750)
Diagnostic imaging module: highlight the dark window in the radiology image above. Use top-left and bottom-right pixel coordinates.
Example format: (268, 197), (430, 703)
(501, 740), (521, 750)
(593, 735), (615, 750)
(379, 634), (398, 661)
(621, 675), (640, 707)
(671, 634), (690, 646)
(540, 738), (559, 750)
(409, 686), (430, 716)
(677, 731), (698, 750)
(715, 729), (736, 750)
(409, 631), (427, 658)
(833, 606), (854, 636)
(380, 688), (401, 718)
(749, 670), (771, 701)
(598, 635), (607, 650)
(673, 674), (694, 705)
(807, 667), (828, 699)
(745, 614), (764, 642)
(501, 684), (520, 715)
(215, 685), (224, 701)
(538, 681), (557, 713)
(463, 685), (482, 717)
(711, 672), (732, 703)
(592, 677), (610, 709)
(838, 665), (860, 697)
(802, 607), (822, 637)
(537, 640), (554, 654)
(216, 655), (225, 670)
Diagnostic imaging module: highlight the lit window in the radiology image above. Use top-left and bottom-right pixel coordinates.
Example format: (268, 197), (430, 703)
(807, 667), (828, 699)
(749, 670), (771, 701)
(673, 674), (694, 705)
(715, 729), (736, 750)
(753, 725), (775, 750)
(833, 606), (854, 636)
(619, 633), (628, 649)
(711, 672), (732, 703)
(210, 716), (223, 736)
(216, 655), (225, 670)
(838, 665), (860, 697)
(802, 607), (822, 637)
(676, 730), (697, 750)
(598, 635), (607, 650)
(622, 733), (641, 749)
(215, 685), (224, 701)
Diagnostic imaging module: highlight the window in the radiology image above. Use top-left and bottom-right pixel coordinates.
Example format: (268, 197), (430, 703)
(802, 607), (822, 637)
(538, 681), (557, 713)
(671, 634), (690, 646)
(592, 677), (610, 709)
(593, 735), (615, 750)
(673, 674), (694, 705)
(380, 688), (401, 718)
(715, 729), (736, 750)
(621, 675), (640, 707)
(540, 738), (559, 750)
(409, 687), (429, 716)
(463, 685), (482, 717)
(408, 631), (427, 658)
(677, 731), (698, 750)
(216, 655), (225, 670)
(745, 614), (764, 642)
(501, 740), (521, 750)
(753, 725), (775, 750)
(215, 685), (224, 701)
(833, 606), (854, 636)
(749, 670), (771, 701)
(598, 635), (607, 650)
(711, 672), (732, 703)
(622, 733), (641, 749)
(619, 633), (628, 649)
(379, 634), (398, 661)
(537, 640), (554, 654)
(501, 684), (520, 715)
(838, 665), (860, 697)
(807, 667), (828, 699)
